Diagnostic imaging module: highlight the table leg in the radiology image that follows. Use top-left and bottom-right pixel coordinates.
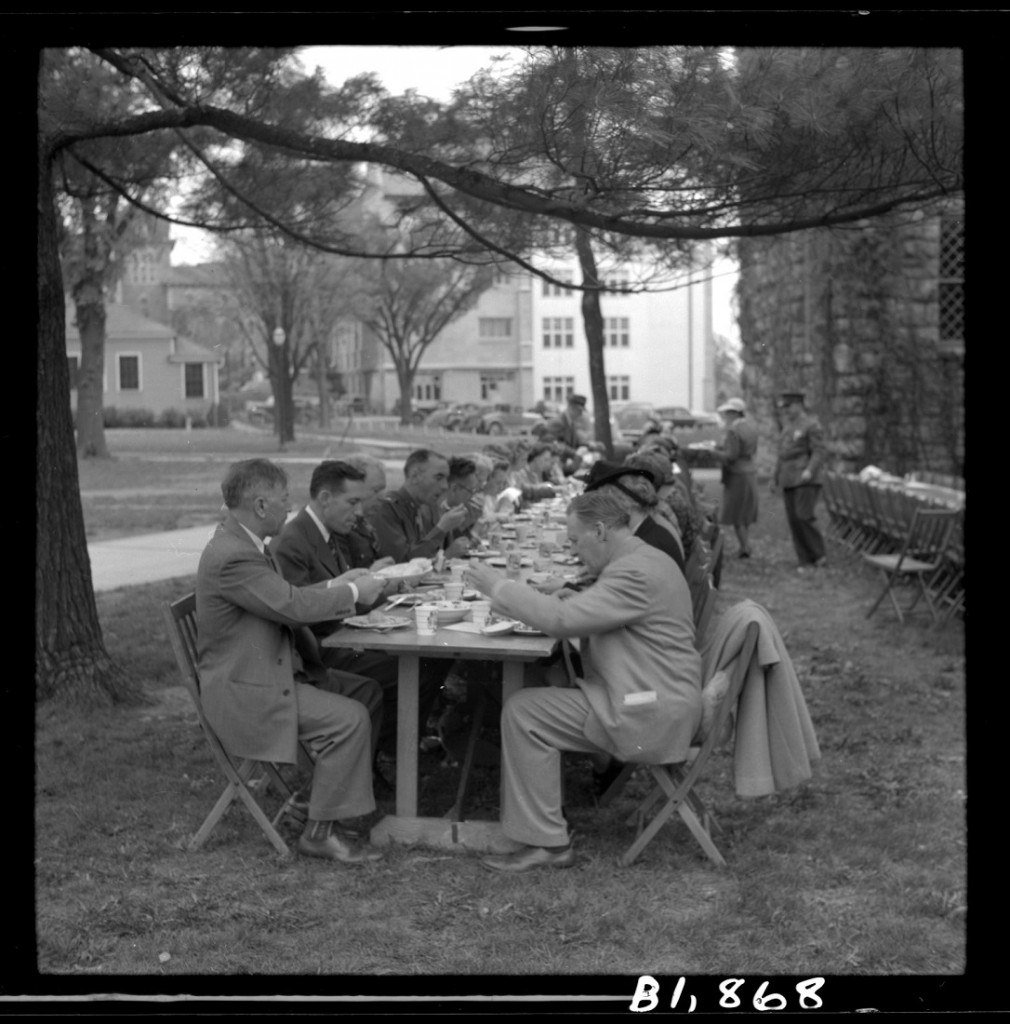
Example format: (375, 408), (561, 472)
(396, 654), (420, 818)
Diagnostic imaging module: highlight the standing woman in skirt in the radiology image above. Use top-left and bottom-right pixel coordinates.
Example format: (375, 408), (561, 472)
(715, 398), (759, 558)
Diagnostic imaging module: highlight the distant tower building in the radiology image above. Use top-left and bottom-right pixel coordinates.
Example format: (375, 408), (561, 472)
(116, 214), (175, 324)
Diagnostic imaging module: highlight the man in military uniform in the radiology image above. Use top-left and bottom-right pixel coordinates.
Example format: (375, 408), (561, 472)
(364, 449), (470, 563)
(770, 391), (828, 570)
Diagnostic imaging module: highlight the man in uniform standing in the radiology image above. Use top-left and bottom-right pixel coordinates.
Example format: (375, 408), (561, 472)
(770, 391), (828, 571)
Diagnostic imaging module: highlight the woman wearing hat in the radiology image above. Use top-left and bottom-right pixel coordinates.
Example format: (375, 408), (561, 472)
(583, 461), (686, 574)
(715, 397), (759, 558)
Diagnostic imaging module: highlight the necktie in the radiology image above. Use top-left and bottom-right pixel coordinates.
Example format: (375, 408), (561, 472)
(327, 533), (348, 574)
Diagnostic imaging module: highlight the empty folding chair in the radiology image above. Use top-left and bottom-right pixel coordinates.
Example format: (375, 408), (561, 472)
(162, 593), (308, 857)
(863, 508), (960, 624)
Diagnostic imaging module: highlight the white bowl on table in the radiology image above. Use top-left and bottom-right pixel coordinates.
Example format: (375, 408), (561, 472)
(417, 600), (470, 625)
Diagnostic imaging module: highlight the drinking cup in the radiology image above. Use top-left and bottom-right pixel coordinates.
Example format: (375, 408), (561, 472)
(470, 600), (491, 627)
(514, 523), (529, 545)
(505, 549), (523, 580)
(414, 605), (436, 635)
(444, 581), (464, 602)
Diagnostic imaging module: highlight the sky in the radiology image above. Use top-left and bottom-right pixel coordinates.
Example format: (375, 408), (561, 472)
(169, 45), (738, 342)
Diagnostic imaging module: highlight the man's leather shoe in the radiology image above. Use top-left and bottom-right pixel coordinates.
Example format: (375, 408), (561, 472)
(297, 831), (383, 864)
(480, 844), (576, 873)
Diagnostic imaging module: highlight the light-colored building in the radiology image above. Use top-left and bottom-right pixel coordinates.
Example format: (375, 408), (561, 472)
(336, 167), (716, 415)
(66, 300), (221, 420)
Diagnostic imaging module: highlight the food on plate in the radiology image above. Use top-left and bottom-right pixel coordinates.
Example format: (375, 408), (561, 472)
(374, 557), (433, 580)
(343, 612), (411, 630)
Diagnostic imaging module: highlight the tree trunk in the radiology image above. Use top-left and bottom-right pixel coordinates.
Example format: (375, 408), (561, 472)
(72, 202), (111, 459)
(396, 363), (414, 426)
(37, 140), (143, 707)
(73, 286), (111, 459)
(574, 227), (615, 455)
(268, 341), (296, 445)
(315, 342), (331, 431)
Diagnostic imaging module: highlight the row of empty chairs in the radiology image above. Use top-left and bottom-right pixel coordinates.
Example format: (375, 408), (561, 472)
(822, 472), (964, 626)
(908, 470), (965, 492)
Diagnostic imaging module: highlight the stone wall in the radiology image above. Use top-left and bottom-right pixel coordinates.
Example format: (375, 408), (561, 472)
(736, 205), (964, 477)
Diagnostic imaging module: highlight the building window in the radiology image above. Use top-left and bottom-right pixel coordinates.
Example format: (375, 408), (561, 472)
(601, 272), (630, 292)
(542, 317), (575, 348)
(492, 267), (512, 287)
(67, 355), (80, 391)
(605, 317), (630, 347)
(480, 372), (512, 400)
(478, 318), (513, 339)
(415, 375), (442, 401)
(543, 376), (575, 403)
(184, 363), (205, 399)
(541, 272), (573, 297)
(939, 215), (964, 351)
(118, 354), (140, 391)
(608, 375), (631, 401)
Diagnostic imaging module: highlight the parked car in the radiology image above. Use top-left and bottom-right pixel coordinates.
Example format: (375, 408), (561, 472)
(392, 398), (445, 424)
(477, 404), (547, 436)
(611, 402), (658, 444)
(691, 409), (723, 428)
(424, 402), (483, 431)
(653, 405), (699, 429)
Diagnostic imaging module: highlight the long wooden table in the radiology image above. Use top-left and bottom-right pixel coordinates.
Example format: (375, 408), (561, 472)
(322, 604), (558, 852)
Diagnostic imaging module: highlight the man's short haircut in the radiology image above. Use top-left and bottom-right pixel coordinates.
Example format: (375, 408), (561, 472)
(343, 453), (385, 477)
(468, 453), (494, 476)
(404, 448), (447, 478)
(567, 490), (632, 530)
(221, 459), (288, 509)
(526, 443), (554, 463)
(448, 456), (477, 482)
(309, 460), (366, 499)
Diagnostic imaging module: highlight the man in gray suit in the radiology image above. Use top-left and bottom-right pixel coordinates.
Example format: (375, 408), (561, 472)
(196, 459), (387, 865)
(465, 490), (703, 872)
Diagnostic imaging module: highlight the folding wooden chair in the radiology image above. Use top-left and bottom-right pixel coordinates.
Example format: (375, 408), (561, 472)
(162, 593), (306, 857)
(863, 508), (960, 624)
(618, 621), (760, 866)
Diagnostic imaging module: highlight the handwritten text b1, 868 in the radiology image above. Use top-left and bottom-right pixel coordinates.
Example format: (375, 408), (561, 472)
(630, 976), (826, 1012)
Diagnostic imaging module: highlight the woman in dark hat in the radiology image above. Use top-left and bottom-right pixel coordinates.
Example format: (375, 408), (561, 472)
(714, 398), (759, 558)
(584, 461), (686, 574)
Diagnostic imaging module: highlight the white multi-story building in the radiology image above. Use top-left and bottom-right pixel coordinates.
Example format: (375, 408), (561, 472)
(332, 166), (716, 414)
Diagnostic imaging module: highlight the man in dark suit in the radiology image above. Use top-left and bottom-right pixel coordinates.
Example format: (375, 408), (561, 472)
(271, 459), (441, 754)
(196, 458), (386, 864)
(338, 454), (390, 569)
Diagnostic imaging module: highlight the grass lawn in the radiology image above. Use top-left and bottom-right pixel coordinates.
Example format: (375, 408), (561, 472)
(78, 426), (502, 541)
(34, 427), (968, 995)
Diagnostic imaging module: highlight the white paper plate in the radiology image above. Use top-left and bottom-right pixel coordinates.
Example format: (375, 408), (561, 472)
(488, 556), (534, 568)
